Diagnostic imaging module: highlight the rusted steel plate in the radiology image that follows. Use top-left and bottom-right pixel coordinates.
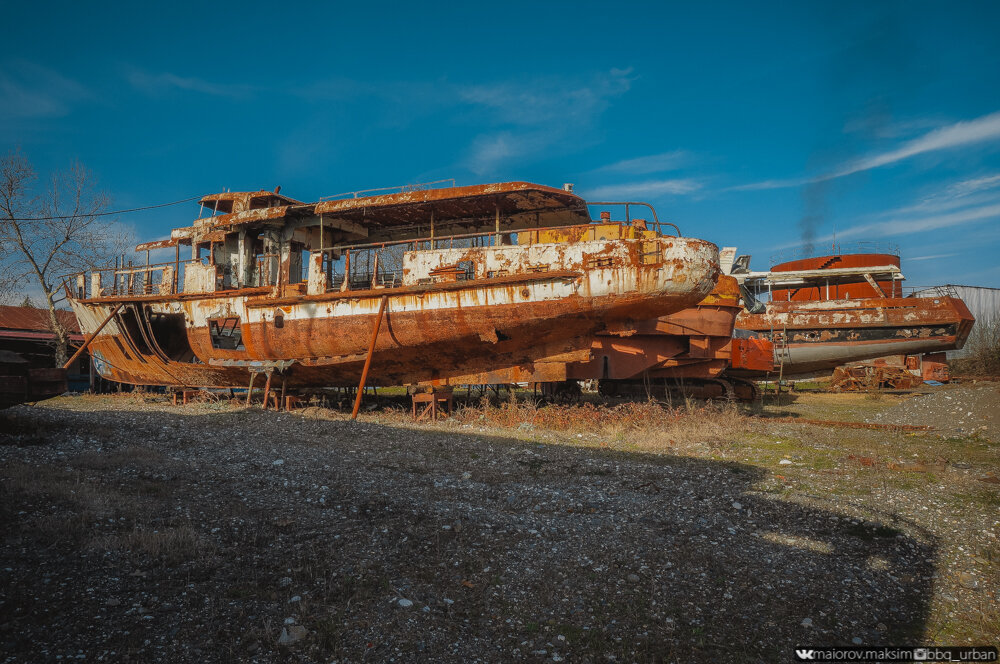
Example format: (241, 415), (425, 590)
(736, 295), (976, 375)
(69, 235), (720, 389)
(314, 182), (590, 233)
(135, 238), (178, 252)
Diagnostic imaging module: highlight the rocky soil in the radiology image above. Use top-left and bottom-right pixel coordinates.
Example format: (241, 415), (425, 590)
(1, 389), (997, 663)
(866, 381), (1000, 440)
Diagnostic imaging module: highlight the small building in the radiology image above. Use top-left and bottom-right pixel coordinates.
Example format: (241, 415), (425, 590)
(0, 305), (89, 390)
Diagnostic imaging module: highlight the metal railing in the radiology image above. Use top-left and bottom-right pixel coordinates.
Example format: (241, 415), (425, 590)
(320, 179), (457, 201)
(67, 220), (666, 299)
(586, 201), (680, 237)
(326, 220), (665, 256)
(769, 241), (900, 266)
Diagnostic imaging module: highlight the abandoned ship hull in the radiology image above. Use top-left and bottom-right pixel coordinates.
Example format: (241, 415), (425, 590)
(734, 295), (975, 376)
(70, 237), (720, 389)
(429, 275), (774, 396)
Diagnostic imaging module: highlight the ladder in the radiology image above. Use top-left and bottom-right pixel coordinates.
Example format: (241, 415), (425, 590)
(771, 324), (790, 400)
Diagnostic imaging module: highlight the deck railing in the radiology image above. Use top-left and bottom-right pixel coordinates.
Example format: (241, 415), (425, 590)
(66, 220), (664, 300)
(769, 241), (901, 266)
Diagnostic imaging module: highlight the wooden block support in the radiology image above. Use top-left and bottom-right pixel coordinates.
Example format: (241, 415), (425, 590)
(411, 389), (453, 421)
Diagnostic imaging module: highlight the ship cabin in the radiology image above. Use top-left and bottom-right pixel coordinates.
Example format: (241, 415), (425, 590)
(70, 182), (677, 302)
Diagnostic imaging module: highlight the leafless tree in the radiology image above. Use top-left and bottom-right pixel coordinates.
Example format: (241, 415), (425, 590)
(0, 150), (132, 366)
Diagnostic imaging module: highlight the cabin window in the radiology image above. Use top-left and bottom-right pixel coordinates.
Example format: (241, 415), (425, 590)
(274, 312), (284, 329)
(209, 317), (245, 350)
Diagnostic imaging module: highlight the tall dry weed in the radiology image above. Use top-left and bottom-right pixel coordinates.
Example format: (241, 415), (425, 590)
(952, 314), (1000, 376)
(454, 393), (753, 454)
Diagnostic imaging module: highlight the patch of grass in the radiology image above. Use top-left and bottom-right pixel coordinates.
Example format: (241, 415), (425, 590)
(950, 488), (1000, 509)
(89, 525), (205, 564)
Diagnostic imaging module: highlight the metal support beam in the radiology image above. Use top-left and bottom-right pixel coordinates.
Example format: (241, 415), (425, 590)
(351, 295), (389, 420)
(62, 303), (124, 370)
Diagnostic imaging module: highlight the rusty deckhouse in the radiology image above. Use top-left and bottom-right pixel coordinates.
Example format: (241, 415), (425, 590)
(65, 182), (720, 390)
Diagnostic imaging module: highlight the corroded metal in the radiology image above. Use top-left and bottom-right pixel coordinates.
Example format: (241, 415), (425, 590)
(436, 275), (775, 396)
(728, 249), (976, 378)
(735, 295), (975, 375)
(66, 182), (720, 389)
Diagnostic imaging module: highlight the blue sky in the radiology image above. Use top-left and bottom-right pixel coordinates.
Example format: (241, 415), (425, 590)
(3, 1), (1000, 288)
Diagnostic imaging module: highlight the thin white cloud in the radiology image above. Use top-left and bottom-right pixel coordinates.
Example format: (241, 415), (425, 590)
(735, 110), (1000, 191)
(0, 60), (91, 119)
(945, 173), (1000, 197)
(728, 177), (810, 192)
(868, 173), (1000, 219)
(584, 178), (702, 199)
(463, 69), (635, 175)
(459, 68), (633, 126)
(466, 132), (538, 176)
(126, 69), (255, 97)
(908, 253), (957, 261)
(831, 111), (1000, 178)
(814, 202), (1000, 246)
(591, 151), (688, 175)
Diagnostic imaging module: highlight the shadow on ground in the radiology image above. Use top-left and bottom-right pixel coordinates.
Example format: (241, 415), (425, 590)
(0, 403), (936, 663)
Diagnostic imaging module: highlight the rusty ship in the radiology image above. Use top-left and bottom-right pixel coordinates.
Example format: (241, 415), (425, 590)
(728, 246), (975, 377)
(413, 209), (774, 401)
(64, 182), (720, 391)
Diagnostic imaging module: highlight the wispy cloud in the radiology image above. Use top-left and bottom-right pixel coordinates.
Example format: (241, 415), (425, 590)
(876, 173), (1000, 218)
(126, 69), (256, 97)
(590, 151), (688, 176)
(734, 110), (1000, 191)
(945, 173), (1000, 197)
(459, 68), (633, 126)
(583, 178), (702, 199)
(909, 253), (957, 261)
(0, 60), (91, 119)
(800, 202), (1000, 248)
(729, 177), (811, 192)
(463, 68), (635, 175)
(831, 111), (1000, 178)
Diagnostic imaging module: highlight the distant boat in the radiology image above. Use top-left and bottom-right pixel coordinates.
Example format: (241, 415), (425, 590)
(65, 182), (720, 390)
(729, 247), (975, 377)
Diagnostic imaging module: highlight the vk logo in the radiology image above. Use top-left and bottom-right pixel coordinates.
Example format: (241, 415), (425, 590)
(796, 650), (815, 660)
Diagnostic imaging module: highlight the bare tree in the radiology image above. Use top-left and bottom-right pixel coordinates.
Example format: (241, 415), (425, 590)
(0, 150), (131, 366)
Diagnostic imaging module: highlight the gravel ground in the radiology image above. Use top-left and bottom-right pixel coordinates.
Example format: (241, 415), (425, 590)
(866, 381), (1000, 440)
(0, 391), (997, 663)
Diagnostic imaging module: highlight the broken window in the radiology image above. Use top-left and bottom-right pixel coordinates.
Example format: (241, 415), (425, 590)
(208, 317), (245, 350)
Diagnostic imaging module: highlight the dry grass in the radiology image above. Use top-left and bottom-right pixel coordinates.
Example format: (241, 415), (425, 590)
(88, 525), (205, 563)
(451, 393), (754, 454)
(952, 315), (1000, 376)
